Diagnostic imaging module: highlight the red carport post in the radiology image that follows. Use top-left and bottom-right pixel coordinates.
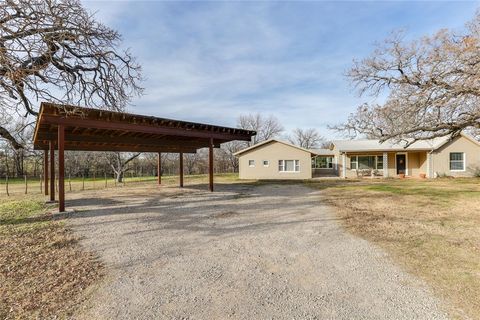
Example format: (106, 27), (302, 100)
(49, 140), (55, 201)
(209, 138), (214, 192)
(44, 149), (49, 196)
(179, 152), (184, 187)
(157, 152), (161, 185)
(58, 124), (65, 212)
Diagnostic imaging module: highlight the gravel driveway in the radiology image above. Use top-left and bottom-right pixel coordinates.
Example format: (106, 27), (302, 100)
(67, 182), (448, 319)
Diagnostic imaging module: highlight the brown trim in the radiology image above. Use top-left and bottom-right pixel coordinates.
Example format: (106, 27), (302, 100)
(58, 125), (65, 212)
(49, 141), (55, 202)
(179, 152), (184, 188)
(43, 150), (49, 196)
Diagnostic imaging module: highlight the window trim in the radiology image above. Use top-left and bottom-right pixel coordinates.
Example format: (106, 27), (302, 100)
(248, 160), (255, 167)
(350, 155), (384, 171)
(278, 159), (300, 173)
(449, 152), (466, 172)
(312, 156), (334, 169)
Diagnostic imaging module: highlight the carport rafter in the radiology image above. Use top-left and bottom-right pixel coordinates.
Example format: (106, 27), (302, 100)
(33, 102), (256, 212)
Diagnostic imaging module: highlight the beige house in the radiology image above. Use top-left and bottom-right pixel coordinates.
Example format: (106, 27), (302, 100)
(235, 133), (480, 180)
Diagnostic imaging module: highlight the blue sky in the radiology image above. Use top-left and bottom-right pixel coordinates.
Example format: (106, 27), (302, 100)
(83, 0), (478, 138)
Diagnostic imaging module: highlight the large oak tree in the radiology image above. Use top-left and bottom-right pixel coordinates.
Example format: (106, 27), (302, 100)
(0, 0), (143, 149)
(335, 11), (480, 145)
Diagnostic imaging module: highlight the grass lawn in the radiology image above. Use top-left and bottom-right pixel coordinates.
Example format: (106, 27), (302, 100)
(0, 194), (103, 319)
(306, 178), (480, 320)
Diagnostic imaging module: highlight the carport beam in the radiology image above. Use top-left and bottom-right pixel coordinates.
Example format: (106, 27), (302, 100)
(157, 152), (161, 185)
(209, 138), (214, 192)
(43, 149), (49, 196)
(58, 124), (65, 212)
(179, 152), (184, 187)
(49, 141), (55, 201)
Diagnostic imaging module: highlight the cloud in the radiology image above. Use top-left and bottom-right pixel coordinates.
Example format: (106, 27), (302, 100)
(80, 1), (477, 139)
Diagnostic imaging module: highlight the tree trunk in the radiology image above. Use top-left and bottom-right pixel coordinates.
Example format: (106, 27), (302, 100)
(116, 170), (124, 183)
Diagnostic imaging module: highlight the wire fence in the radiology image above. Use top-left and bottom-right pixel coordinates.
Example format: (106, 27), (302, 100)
(0, 173), (238, 198)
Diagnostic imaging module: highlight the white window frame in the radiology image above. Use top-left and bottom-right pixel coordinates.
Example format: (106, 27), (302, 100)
(263, 160), (269, 167)
(278, 160), (300, 173)
(350, 155), (384, 171)
(449, 152), (466, 172)
(248, 160), (255, 167)
(312, 156), (334, 169)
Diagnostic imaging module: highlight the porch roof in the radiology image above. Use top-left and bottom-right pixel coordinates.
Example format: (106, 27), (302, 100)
(332, 136), (451, 153)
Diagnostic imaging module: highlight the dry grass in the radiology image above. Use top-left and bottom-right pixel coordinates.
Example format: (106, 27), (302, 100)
(0, 196), (104, 319)
(307, 178), (480, 320)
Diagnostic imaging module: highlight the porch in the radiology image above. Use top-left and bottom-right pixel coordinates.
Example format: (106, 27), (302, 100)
(339, 151), (430, 179)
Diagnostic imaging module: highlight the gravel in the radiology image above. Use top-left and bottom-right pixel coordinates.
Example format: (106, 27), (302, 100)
(67, 182), (449, 320)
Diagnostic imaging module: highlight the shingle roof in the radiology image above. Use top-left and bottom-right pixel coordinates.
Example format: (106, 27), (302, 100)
(309, 148), (335, 155)
(332, 136), (452, 152)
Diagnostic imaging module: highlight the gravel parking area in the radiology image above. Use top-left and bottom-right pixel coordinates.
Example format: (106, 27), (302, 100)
(67, 182), (448, 319)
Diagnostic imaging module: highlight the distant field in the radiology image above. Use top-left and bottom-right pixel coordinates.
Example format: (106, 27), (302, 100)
(306, 178), (480, 320)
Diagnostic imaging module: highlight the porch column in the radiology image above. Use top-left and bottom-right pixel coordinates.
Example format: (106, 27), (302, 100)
(58, 125), (65, 212)
(157, 152), (161, 185)
(427, 152), (433, 178)
(383, 152), (388, 178)
(49, 140), (55, 201)
(43, 149), (49, 196)
(342, 153), (347, 179)
(209, 138), (214, 192)
(179, 152), (184, 187)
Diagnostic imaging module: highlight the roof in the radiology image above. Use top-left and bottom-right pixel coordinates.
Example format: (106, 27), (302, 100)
(309, 148), (335, 155)
(33, 102), (256, 153)
(234, 139), (333, 156)
(332, 133), (480, 152)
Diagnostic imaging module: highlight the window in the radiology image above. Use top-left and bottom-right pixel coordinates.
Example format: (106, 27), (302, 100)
(312, 156), (333, 169)
(263, 160), (269, 167)
(351, 156), (358, 170)
(450, 152), (465, 171)
(377, 155), (384, 170)
(248, 160), (255, 167)
(278, 160), (300, 172)
(350, 155), (384, 170)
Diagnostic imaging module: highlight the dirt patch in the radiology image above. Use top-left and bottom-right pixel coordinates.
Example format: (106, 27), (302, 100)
(0, 199), (104, 319)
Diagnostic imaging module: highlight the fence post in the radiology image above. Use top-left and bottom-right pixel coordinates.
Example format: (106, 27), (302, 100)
(82, 174), (85, 191)
(40, 176), (43, 193)
(93, 172), (96, 189)
(68, 173), (72, 192)
(24, 175), (27, 194)
(104, 172), (107, 188)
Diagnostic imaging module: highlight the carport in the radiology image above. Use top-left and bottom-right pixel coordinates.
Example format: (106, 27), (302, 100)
(33, 102), (255, 212)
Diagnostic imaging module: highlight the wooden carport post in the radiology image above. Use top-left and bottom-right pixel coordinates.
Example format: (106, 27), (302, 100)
(157, 152), (162, 185)
(44, 150), (49, 196)
(49, 141), (55, 201)
(58, 125), (65, 212)
(179, 152), (184, 187)
(209, 138), (214, 192)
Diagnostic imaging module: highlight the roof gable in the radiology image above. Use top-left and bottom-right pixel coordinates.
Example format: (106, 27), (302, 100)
(234, 139), (318, 156)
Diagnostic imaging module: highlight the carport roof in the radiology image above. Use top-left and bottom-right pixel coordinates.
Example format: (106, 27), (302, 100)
(33, 102), (256, 153)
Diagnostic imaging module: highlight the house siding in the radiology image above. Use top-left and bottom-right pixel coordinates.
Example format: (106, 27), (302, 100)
(432, 136), (480, 177)
(238, 141), (312, 180)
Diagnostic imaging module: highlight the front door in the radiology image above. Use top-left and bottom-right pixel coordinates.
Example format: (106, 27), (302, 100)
(396, 154), (406, 175)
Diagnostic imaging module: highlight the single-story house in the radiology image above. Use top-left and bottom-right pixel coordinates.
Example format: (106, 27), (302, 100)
(234, 133), (480, 179)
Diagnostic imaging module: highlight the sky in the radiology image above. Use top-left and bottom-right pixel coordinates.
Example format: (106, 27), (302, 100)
(83, 0), (478, 138)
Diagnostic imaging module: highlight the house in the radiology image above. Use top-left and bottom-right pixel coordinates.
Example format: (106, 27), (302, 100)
(234, 133), (480, 179)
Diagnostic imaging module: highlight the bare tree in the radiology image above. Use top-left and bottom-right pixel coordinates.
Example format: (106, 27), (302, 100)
(104, 152), (141, 183)
(288, 128), (324, 149)
(237, 113), (283, 145)
(333, 12), (480, 145)
(0, 0), (143, 149)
